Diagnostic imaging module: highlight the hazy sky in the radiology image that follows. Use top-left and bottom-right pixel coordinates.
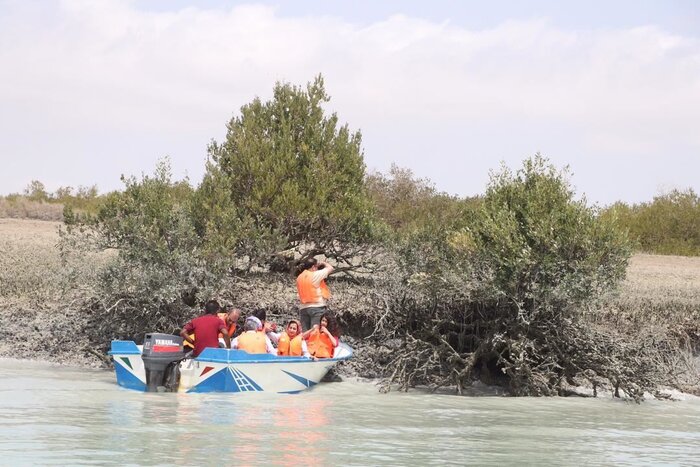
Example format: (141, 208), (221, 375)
(1, 0), (698, 205)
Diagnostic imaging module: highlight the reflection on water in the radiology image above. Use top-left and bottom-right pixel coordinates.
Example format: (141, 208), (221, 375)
(1, 358), (699, 466)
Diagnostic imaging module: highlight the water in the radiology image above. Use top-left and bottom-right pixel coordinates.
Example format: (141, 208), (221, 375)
(1, 359), (699, 466)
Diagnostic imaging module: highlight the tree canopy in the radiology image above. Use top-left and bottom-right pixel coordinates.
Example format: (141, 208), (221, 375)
(195, 75), (377, 270)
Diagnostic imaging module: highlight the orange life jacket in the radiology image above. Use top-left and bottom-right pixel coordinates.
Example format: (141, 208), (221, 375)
(277, 332), (303, 356)
(297, 270), (331, 304)
(184, 333), (195, 349)
(306, 329), (336, 359)
(236, 331), (268, 354)
(219, 323), (236, 339)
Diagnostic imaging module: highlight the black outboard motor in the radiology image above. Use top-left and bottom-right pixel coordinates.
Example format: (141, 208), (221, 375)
(141, 333), (185, 392)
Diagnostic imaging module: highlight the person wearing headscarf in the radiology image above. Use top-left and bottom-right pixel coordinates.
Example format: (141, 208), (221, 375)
(277, 319), (310, 357)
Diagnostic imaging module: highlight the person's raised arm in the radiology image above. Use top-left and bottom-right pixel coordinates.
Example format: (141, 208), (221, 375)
(264, 321), (280, 344)
(301, 324), (318, 340)
(318, 261), (334, 277)
(321, 326), (338, 347)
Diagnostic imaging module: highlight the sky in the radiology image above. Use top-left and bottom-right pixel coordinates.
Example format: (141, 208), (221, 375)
(1, 0), (698, 205)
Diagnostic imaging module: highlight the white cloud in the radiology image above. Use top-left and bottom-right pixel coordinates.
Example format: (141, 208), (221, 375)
(0, 0), (698, 203)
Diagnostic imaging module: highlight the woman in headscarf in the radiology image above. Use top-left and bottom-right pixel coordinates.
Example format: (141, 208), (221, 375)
(277, 319), (310, 357)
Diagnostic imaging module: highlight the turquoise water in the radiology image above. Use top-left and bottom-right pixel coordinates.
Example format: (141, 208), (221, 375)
(1, 358), (699, 466)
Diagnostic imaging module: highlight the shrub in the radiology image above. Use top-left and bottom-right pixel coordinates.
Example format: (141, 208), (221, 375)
(0, 197), (64, 221)
(61, 159), (222, 344)
(365, 164), (479, 237)
(603, 189), (700, 256)
(374, 155), (670, 400)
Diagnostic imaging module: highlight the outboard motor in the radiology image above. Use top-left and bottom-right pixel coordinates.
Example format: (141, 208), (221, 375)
(141, 333), (185, 392)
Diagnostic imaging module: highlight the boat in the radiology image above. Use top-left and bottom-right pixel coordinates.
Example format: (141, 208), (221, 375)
(109, 333), (353, 394)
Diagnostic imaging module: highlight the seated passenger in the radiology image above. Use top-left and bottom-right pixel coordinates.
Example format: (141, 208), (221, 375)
(253, 309), (280, 345)
(184, 306), (240, 351)
(277, 319), (310, 357)
(231, 317), (276, 354)
(220, 308), (241, 339)
(180, 300), (231, 357)
(303, 312), (339, 359)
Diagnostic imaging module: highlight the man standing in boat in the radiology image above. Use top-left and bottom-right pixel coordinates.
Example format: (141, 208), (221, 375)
(296, 257), (334, 331)
(180, 300), (231, 357)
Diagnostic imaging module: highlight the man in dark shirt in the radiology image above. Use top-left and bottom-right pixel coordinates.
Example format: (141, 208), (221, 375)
(180, 300), (231, 357)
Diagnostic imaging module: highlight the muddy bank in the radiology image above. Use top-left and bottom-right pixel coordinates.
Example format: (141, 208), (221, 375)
(0, 300), (102, 368)
(0, 274), (387, 380)
(2, 215), (700, 396)
(0, 218), (386, 375)
(2, 270), (700, 397)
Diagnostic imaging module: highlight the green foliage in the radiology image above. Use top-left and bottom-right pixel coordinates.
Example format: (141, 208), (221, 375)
(467, 155), (630, 315)
(0, 181), (105, 221)
(366, 164), (480, 238)
(196, 75), (377, 268)
(380, 155), (640, 398)
(62, 159), (220, 341)
(55, 184), (104, 216)
(603, 189), (700, 256)
(393, 156), (630, 311)
(190, 163), (246, 263)
(93, 161), (197, 263)
(24, 180), (48, 201)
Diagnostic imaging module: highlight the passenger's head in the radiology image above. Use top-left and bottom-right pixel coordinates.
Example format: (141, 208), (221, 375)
(227, 308), (241, 325)
(252, 309), (267, 323)
(319, 312), (340, 337)
(295, 257), (317, 276)
(204, 300), (221, 314)
(286, 319), (301, 338)
(243, 316), (262, 331)
(244, 316), (262, 332)
(303, 257), (318, 270)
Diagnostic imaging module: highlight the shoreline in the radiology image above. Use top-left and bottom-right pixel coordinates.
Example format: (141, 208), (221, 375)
(2, 217), (700, 400)
(3, 354), (698, 403)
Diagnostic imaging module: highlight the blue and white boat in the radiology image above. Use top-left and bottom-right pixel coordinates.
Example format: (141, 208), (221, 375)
(109, 335), (353, 394)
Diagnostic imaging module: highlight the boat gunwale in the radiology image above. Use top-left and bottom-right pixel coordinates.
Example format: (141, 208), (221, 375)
(108, 340), (353, 364)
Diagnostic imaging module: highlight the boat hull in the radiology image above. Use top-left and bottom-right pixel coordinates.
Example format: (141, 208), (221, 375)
(109, 341), (352, 394)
